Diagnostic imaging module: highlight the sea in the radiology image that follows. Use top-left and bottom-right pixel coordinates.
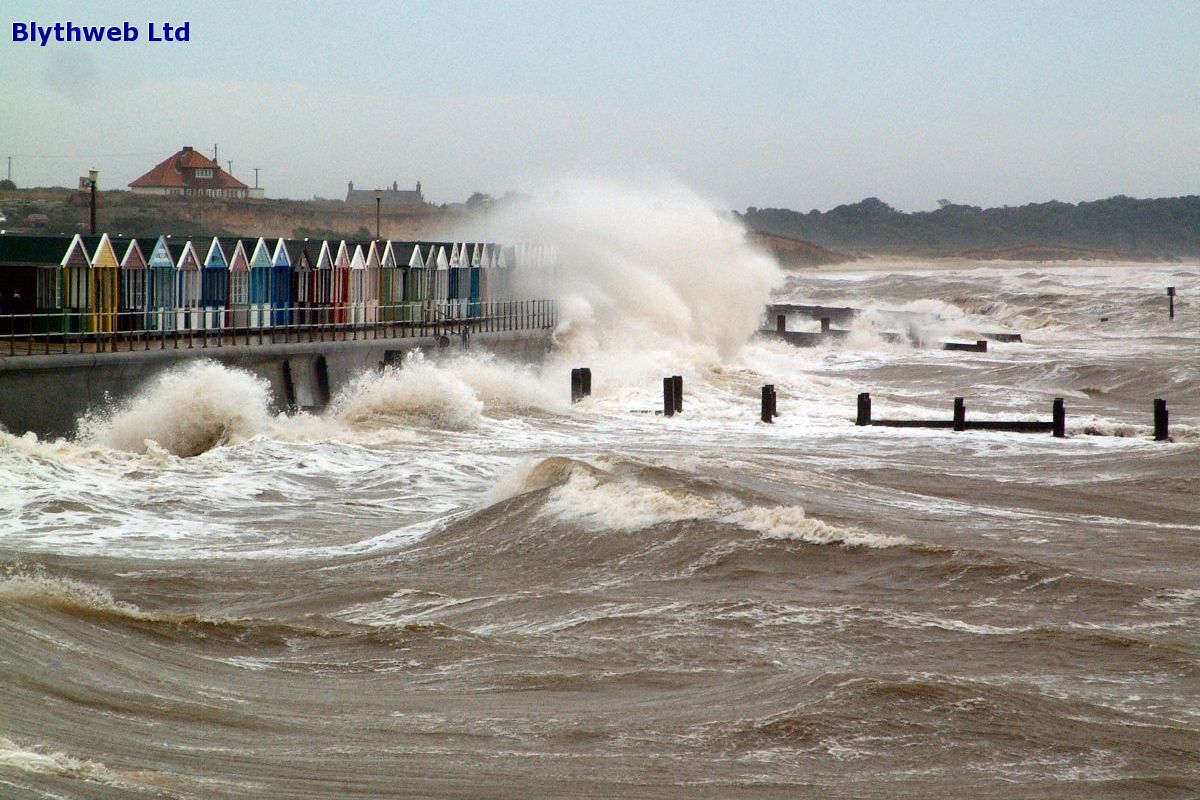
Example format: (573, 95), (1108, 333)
(1, 192), (1197, 798)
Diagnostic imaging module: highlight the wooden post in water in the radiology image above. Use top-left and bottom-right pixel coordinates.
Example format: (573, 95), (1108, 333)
(1052, 397), (1065, 438)
(672, 376), (683, 413)
(761, 385), (774, 423)
(580, 368), (592, 398)
(1154, 399), (1169, 441)
(856, 392), (871, 426)
(663, 378), (675, 417)
(953, 397), (966, 432)
(820, 317), (831, 334)
(571, 368), (582, 404)
(776, 314), (786, 333)
(771, 385), (779, 418)
(1167, 287), (1175, 320)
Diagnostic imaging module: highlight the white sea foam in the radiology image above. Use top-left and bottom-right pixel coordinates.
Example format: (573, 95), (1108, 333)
(521, 460), (906, 548)
(485, 177), (782, 372)
(0, 736), (165, 788)
(0, 570), (151, 620)
(76, 360), (274, 457)
(330, 352), (484, 430)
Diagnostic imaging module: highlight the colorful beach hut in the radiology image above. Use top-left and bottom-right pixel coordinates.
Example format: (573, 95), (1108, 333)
(195, 237), (229, 330)
(312, 240), (334, 324)
(242, 238), (270, 328)
(348, 243), (367, 324)
(332, 241), (351, 324)
(117, 238), (147, 331)
(145, 236), (177, 330)
(363, 241), (381, 323)
(169, 240), (202, 330)
(270, 238), (292, 326)
(403, 243), (426, 321)
(222, 238), (251, 329)
(378, 241), (401, 321)
(83, 233), (120, 333)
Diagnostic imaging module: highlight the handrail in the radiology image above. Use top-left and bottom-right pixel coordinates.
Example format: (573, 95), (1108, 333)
(0, 299), (556, 357)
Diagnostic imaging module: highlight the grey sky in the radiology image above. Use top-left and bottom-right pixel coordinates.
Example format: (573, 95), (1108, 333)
(3, 0), (1197, 210)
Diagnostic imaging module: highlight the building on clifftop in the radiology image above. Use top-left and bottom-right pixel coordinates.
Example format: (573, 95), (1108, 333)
(345, 180), (425, 207)
(129, 146), (262, 199)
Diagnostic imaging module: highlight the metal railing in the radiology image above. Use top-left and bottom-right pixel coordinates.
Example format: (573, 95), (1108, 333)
(0, 299), (557, 356)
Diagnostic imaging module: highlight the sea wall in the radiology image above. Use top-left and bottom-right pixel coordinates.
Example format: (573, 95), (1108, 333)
(0, 328), (553, 438)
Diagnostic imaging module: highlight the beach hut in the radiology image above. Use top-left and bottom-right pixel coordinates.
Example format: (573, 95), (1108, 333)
(117, 239), (147, 331)
(82, 233), (120, 333)
(144, 236), (177, 330)
(348, 243), (367, 324)
(332, 241), (352, 324)
(270, 238), (292, 326)
(284, 239), (315, 326)
(312, 240), (334, 324)
(446, 243), (461, 318)
(432, 244), (450, 321)
(246, 238), (272, 328)
(468, 242), (483, 318)
(222, 238), (251, 329)
(378, 241), (401, 322)
(363, 241), (381, 323)
(0, 234), (78, 333)
(402, 243), (425, 322)
(195, 238), (229, 330)
(169, 240), (202, 330)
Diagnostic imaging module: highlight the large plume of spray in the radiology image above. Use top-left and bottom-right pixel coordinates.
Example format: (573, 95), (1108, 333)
(479, 178), (782, 378)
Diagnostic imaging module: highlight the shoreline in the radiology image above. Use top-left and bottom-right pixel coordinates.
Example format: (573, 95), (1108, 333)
(801, 255), (1200, 273)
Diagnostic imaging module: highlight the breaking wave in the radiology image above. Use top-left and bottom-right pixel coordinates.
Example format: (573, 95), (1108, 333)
(494, 457), (908, 548)
(75, 361), (273, 457)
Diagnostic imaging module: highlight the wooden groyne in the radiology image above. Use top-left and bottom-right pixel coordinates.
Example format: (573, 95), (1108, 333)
(856, 393), (1065, 436)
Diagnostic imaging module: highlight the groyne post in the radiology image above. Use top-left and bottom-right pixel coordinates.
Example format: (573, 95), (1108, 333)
(856, 392), (871, 426)
(1154, 399), (1169, 441)
(1052, 398), (1065, 438)
(771, 385), (778, 418)
(672, 375), (683, 413)
(663, 377), (675, 418)
(571, 368), (582, 403)
(953, 397), (966, 432)
(1167, 287), (1175, 320)
(820, 317), (831, 334)
(581, 368), (592, 398)
(761, 385), (774, 423)
(776, 314), (786, 333)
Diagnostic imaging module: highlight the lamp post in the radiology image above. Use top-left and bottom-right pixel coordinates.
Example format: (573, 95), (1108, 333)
(375, 188), (382, 239)
(88, 168), (98, 234)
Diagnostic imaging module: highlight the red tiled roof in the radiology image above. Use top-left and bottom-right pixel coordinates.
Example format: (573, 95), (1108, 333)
(129, 146), (249, 190)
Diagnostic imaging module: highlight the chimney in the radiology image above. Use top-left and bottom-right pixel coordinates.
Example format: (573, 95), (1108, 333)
(416, 181), (422, 196)
(392, 181), (398, 191)
(182, 146), (193, 152)
(348, 181), (354, 192)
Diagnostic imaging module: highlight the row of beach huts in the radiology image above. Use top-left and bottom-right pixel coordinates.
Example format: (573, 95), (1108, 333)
(0, 233), (555, 333)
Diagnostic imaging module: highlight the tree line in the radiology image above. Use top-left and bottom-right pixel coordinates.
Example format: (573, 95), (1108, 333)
(738, 195), (1200, 257)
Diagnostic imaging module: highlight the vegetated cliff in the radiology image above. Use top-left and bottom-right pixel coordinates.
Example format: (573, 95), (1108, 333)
(745, 231), (854, 267)
(0, 189), (460, 240)
(739, 195), (1200, 260)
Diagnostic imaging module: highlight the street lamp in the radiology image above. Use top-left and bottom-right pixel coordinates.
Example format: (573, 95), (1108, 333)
(88, 168), (98, 234)
(375, 188), (382, 240)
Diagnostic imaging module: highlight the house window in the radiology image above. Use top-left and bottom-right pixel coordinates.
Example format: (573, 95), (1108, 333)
(196, 168), (213, 179)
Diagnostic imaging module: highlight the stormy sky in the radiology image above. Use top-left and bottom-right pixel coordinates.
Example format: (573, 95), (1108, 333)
(2, 0), (1197, 211)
